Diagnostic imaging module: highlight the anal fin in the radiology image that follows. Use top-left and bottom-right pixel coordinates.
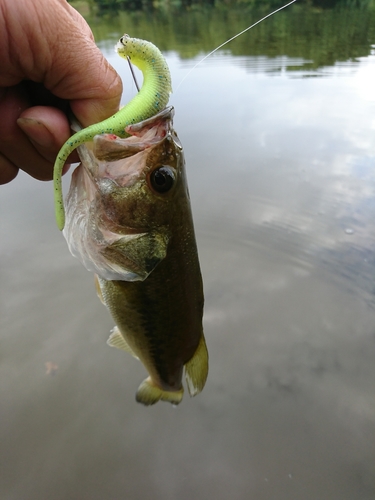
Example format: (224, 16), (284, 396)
(107, 327), (139, 359)
(184, 334), (209, 397)
(136, 377), (184, 406)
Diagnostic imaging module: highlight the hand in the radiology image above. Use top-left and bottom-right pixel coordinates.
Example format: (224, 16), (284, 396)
(0, 0), (122, 184)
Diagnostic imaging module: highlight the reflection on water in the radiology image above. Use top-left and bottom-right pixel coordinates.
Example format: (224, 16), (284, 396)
(87, 1), (375, 67)
(1, 3), (375, 500)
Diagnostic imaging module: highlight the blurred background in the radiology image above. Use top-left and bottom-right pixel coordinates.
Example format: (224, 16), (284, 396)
(1, 1), (375, 498)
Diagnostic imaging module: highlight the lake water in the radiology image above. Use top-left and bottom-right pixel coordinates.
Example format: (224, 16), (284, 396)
(1, 2), (375, 499)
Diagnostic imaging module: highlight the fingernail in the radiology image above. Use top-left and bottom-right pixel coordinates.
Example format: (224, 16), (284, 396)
(17, 117), (55, 149)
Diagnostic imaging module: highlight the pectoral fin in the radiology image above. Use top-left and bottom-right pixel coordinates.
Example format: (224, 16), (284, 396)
(136, 377), (184, 406)
(184, 334), (209, 397)
(107, 327), (139, 359)
(94, 275), (105, 304)
(101, 230), (169, 281)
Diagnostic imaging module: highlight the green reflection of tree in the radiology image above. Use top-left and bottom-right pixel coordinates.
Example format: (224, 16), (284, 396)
(70, 0), (375, 70)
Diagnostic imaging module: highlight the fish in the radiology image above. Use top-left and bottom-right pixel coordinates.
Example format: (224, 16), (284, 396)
(53, 35), (208, 405)
(63, 105), (208, 406)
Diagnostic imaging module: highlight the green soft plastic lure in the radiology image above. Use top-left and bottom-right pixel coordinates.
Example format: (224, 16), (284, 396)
(53, 35), (172, 230)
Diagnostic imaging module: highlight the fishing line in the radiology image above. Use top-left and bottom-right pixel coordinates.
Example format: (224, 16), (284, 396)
(125, 0), (298, 95)
(174, 0), (298, 92)
(127, 56), (140, 92)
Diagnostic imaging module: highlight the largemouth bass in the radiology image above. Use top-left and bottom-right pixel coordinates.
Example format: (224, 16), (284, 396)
(63, 107), (208, 405)
(53, 36), (208, 405)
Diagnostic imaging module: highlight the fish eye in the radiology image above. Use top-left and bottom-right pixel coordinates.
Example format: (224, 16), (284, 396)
(150, 166), (175, 194)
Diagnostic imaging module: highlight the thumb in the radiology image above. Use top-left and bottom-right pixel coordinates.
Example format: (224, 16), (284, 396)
(64, 1), (123, 125)
(29, 1), (123, 127)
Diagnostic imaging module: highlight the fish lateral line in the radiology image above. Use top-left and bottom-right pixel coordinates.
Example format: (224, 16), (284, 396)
(175, 0), (298, 93)
(53, 34), (172, 231)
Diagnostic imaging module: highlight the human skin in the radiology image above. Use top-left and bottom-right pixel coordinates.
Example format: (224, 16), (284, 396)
(0, 0), (122, 184)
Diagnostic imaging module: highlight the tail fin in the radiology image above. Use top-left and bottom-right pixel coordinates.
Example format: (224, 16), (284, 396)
(184, 334), (209, 397)
(136, 377), (184, 406)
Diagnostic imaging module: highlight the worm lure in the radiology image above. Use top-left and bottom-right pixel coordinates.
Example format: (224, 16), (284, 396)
(53, 35), (172, 230)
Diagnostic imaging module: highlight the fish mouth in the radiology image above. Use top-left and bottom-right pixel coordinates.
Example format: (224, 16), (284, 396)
(75, 107), (177, 190)
(94, 107), (175, 162)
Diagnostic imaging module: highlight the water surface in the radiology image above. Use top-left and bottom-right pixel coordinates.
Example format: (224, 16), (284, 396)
(1, 3), (375, 499)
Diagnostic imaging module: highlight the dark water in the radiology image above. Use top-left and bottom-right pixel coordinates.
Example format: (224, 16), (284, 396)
(1, 3), (375, 499)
